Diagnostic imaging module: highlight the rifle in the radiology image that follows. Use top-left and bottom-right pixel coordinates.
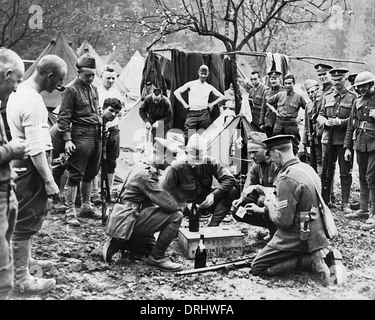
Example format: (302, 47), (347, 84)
(101, 117), (111, 225)
(321, 123), (335, 204)
(175, 254), (256, 276)
(308, 118), (317, 172)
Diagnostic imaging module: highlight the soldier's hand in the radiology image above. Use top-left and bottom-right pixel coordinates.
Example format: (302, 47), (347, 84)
(232, 198), (242, 209)
(64, 141), (76, 156)
(244, 203), (263, 215)
(8, 139), (29, 160)
(200, 193), (214, 208)
(45, 180), (59, 197)
(344, 149), (352, 162)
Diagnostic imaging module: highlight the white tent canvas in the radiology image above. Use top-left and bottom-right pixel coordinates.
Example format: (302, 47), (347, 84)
(118, 51), (145, 100)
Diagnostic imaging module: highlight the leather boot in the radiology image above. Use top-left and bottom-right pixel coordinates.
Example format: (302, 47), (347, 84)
(28, 237), (54, 272)
(65, 185), (80, 226)
(12, 239), (55, 295)
(361, 188), (375, 231)
(341, 184), (352, 215)
(79, 180), (101, 219)
(324, 248), (347, 286)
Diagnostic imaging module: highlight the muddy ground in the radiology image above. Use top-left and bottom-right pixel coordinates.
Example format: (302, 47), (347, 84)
(7, 150), (375, 302)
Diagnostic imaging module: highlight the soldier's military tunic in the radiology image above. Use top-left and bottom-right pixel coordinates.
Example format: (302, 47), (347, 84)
(251, 158), (330, 275)
(248, 82), (269, 127)
(268, 91), (306, 144)
(105, 159), (182, 257)
(317, 88), (357, 204)
(260, 85), (285, 137)
(162, 154), (237, 226)
(312, 83), (334, 140)
(344, 90), (375, 210)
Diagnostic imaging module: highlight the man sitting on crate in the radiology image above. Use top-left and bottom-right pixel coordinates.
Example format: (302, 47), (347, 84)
(162, 133), (238, 227)
(231, 131), (280, 241)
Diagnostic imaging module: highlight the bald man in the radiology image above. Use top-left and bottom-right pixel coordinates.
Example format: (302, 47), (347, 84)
(7, 54), (67, 295)
(0, 48), (29, 300)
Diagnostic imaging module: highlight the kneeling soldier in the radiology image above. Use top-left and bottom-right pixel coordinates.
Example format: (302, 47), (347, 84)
(102, 138), (183, 272)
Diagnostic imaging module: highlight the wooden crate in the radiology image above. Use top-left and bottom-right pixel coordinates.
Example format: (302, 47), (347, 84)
(178, 226), (245, 259)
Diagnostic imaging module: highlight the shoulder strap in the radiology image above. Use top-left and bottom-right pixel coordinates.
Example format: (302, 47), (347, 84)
(292, 166), (326, 207)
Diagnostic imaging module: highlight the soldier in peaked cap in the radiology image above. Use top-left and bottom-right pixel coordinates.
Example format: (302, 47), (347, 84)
(310, 63), (334, 178)
(58, 52), (102, 226)
(317, 67), (356, 214)
(247, 134), (346, 286)
(103, 137), (184, 271)
(260, 70), (285, 137)
(231, 131), (280, 241)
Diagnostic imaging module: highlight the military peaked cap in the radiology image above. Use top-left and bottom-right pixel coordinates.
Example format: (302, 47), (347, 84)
(267, 70), (282, 77)
(262, 134), (294, 152)
(314, 63), (333, 75)
(329, 67), (349, 80)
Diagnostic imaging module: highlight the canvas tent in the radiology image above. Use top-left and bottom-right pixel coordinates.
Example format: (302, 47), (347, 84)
(24, 31), (80, 111)
(201, 115), (258, 177)
(118, 50), (145, 101)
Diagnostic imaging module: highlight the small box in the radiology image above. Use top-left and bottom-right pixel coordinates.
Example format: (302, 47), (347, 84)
(178, 226), (245, 259)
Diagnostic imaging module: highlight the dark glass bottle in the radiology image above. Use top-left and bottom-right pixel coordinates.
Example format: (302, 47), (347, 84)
(189, 202), (199, 232)
(194, 234), (207, 269)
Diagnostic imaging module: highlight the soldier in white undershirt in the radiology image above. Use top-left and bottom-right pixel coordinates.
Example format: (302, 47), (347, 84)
(174, 65), (225, 145)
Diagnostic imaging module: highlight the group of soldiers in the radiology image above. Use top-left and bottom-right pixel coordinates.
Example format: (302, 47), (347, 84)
(1, 44), (373, 300)
(246, 64), (375, 234)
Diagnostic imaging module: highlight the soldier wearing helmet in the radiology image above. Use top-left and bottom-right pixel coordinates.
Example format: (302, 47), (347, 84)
(344, 71), (375, 232)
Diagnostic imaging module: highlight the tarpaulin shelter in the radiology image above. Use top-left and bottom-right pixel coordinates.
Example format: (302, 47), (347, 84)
(201, 114), (258, 176)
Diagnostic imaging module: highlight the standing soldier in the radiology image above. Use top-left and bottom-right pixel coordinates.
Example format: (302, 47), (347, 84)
(302, 79), (321, 174)
(58, 53), (102, 227)
(7, 55), (67, 295)
(267, 74), (306, 154)
(317, 68), (356, 214)
(344, 71), (375, 231)
(248, 71), (269, 129)
(260, 70), (285, 137)
(174, 65), (225, 145)
(0, 48), (29, 300)
(311, 64), (334, 170)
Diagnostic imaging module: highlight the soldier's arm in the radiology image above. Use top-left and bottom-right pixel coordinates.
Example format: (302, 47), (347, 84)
(264, 175), (302, 229)
(58, 87), (75, 142)
(316, 95), (328, 127)
(211, 160), (236, 199)
(344, 102), (356, 150)
(142, 171), (180, 212)
(139, 98), (151, 123)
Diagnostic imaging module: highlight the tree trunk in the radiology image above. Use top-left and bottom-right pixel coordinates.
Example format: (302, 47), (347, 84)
(229, 54), (242, 115)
